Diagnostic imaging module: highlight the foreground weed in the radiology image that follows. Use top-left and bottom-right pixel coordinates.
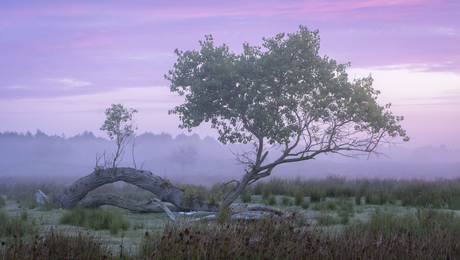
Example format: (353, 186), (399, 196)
(0, 229), (112, 259)
(142, 213), (460, 259)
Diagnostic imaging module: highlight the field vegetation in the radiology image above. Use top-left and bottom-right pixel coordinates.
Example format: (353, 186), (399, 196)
(2, 175), (460, 259)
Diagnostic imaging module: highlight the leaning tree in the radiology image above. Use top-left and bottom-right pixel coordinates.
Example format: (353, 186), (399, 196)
(38, 25), (408, 214)
(165, 25), (409, 208)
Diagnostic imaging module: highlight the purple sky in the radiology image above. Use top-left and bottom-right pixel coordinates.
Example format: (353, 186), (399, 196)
(1, 0), (459, 149)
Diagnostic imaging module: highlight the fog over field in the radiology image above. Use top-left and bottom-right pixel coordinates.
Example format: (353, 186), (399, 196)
(1, 129), (459, 185)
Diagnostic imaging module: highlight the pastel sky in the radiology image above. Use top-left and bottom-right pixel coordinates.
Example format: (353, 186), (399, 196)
(1, 0), (459, 149)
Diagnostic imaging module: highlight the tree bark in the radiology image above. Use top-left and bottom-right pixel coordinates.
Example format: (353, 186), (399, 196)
(77, 193), (177, 213)
(51, 167), (219, 212)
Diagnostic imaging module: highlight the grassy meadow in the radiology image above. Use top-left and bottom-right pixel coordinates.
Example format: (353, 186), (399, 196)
(2, 175), (460, 259)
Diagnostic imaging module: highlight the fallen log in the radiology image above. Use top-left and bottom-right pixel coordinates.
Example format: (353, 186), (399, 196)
(36, 167), (218, 212)
(78, 193), (176, 213)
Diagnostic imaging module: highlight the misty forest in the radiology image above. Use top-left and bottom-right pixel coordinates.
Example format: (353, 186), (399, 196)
(2, 26), (460, 259)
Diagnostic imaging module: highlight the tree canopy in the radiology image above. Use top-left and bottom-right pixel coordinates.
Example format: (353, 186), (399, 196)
(166, 25), (409, 206)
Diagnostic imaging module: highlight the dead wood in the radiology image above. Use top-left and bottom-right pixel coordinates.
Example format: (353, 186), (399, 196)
(40, 167), (218, 212)
(77, 193), (175, 213)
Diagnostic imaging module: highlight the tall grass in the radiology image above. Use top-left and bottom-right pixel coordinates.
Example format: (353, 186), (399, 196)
(0, 196), (5, 208)
(0, 180), (65, 209)
(59, 205), (130, 235)
(0, 230), (113, 259)
(140, 209), (460, 259)
(0, 209), (38, 238)
(246, 175), (460, 210)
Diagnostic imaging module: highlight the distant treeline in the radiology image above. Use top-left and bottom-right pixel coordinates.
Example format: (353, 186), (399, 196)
(0, 129), (224, 166)
(1, 129), (459, 183)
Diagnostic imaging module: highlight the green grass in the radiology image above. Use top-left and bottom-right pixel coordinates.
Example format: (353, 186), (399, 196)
(294, 190), (304, 206)
(280, 196), (293, 206)
(59, 205), (130, 235)
(240, 189), (252, 203)
(300, 200), (310, 209)
(0, 196), (5, 208)
(0, 209), (38, 238)
(267, 195), (277, 206)
(4, 176), (460, 258)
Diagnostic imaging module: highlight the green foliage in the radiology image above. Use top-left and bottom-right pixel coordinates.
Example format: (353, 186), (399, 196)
(167, 26), (408, 147)
(180, 184), (206, 206)
(99, 103), (138, 169)
(100, 104), (138, 141)
(240, 189), (252, 203)
(59, 206), (130, 235)
(207, 182), (231, 205)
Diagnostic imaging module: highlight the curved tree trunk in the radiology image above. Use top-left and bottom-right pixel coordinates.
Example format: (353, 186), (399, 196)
(78, 193), (177, 213)
(52, 167), (219, 212)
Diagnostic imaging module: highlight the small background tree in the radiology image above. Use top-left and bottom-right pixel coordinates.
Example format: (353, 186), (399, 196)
(98, 104), (138, 170)
(170, 143), (199, 171)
